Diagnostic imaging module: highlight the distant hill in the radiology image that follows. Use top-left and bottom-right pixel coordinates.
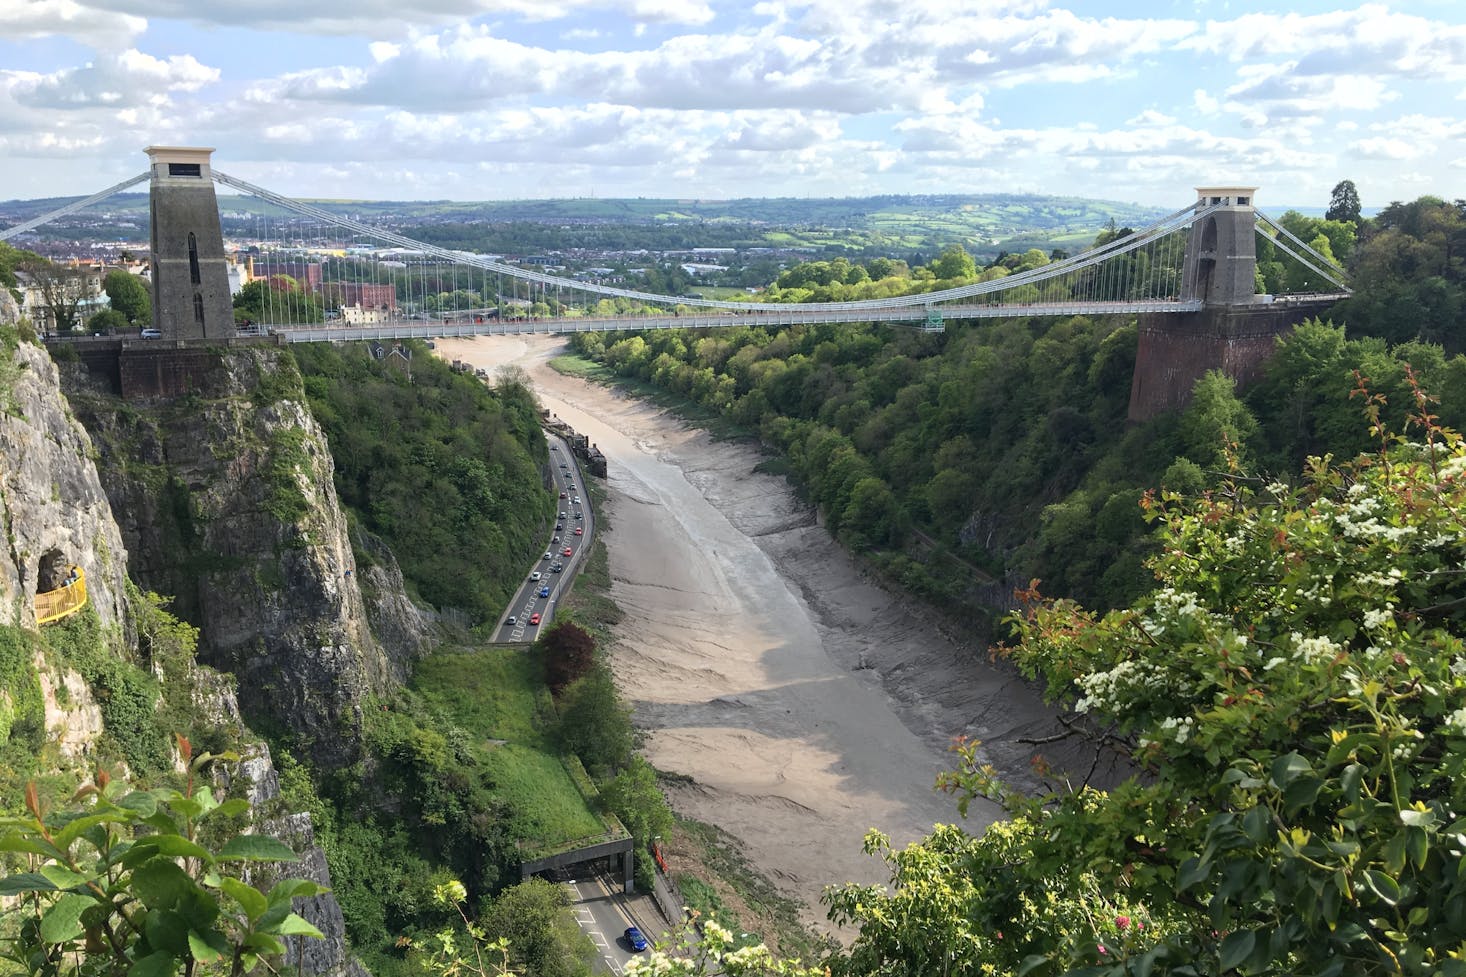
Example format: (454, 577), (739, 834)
(0, 191), (1169, 258)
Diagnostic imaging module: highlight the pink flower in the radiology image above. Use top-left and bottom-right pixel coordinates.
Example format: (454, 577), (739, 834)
(1098, 945), (1107, 955)
(1116, 916), (1130, 930)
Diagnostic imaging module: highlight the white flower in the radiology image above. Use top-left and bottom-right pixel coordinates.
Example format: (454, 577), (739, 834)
(1363, 608), (1393, 631)
(1446, 705), (1466, 733)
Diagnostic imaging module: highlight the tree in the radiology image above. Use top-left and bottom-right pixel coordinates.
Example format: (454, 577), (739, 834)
(556, 665), (637, 778)
(1326, 179), (1362, 223)
(86, 308), (129, 334)
(103, 269), (151, 325)
(478, 877), (595, 977)
(599, 756), (673, 869)
(931, 244), (977, 281)
(540, 620), (597, 695)
(21, 260), (91, 334)
(829, 401), (1466, 976)
(627, 918), (826, 977)
(0, 747), (325, 977)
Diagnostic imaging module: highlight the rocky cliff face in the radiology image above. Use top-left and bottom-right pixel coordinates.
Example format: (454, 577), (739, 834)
(62, 345), (421, 769)
(2, 331), (367, 977)
(0, 335), (129, 632)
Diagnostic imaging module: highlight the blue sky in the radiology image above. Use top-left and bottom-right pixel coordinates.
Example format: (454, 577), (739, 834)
(1, 0), (1463, 209)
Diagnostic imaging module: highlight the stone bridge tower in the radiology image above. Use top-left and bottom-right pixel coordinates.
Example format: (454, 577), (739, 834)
(147, 146), (235, 340)
(1128, 186), (1319, 422)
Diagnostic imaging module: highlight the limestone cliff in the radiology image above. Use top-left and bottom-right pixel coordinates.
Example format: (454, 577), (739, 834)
(62, 345), (421, 769)
(1, 329), (366, 977)
(0, 335), (129, 631)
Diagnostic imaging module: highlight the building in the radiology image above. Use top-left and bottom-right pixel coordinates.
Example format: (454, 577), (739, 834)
(325, 281), (397, 312)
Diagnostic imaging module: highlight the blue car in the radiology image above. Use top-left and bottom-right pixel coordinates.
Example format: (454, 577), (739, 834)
(539, 586), (550, 598)
(624, 927), (648, 952)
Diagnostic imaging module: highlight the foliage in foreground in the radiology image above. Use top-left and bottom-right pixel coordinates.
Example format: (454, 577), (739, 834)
(826, 394), (1466, 975)
(0, 745), (324, 977)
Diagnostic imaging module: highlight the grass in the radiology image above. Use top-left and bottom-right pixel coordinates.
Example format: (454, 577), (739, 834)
(671, 816), (834, 962)
(485, 743), (607, 846)
(412, 645), (549, 748)
(411, 645), (606, 848)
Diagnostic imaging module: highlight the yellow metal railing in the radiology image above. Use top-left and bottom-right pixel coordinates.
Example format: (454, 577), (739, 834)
(36, 566), (87, 625)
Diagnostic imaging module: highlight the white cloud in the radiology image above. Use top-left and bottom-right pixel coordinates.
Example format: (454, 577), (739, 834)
(78, 0), (713, 37)
(7, 51), (219, 111)
(0, 0), (146, 49)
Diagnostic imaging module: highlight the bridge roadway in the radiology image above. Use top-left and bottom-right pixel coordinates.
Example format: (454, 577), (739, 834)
(264, 298), (1211, 341)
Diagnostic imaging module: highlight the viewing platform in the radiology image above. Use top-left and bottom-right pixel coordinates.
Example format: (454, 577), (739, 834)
(36, 566), (87, 625)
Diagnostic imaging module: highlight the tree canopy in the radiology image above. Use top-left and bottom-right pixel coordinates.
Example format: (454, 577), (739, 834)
(1327, 179), (1363, 224)
(828, 396), (1466, 976)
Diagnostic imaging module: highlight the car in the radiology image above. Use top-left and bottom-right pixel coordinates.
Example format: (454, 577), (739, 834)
(559, 511), (567, 519)
(555, 523), (564, 531)
(575, 512), (583, 520)
(551, 565), (562, 573)
(506, 615), (517, 626)
(552, 535), (560, 543)
(559, 463), (568, 469)
(529, 612), (541, 625)
(625, 927), (648, 952)
(574, 527), (583, 536)
(539, 586), (550, 598)
(140, 328), (162, 339)
(563, 547), (573, 556)
(559, 491), (566, 499)
(544, 552), (552, 560)
(551, 444), (559, 451)
(530, 571), (541, 581)
(573, 496), (581, 504)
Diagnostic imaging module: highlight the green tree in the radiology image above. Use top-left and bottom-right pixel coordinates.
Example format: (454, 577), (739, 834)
(556, 666), (637, 778)
(478, 878), (595, 977)
(102, 269), (151, 325)
(598, 757), (672, 882)
(1326, 179), (1362, 223)
(627, 918), (825, 977)
(1178, 369), (1257, 470)
(831, 408), (1466, 976)
(931, 245), (977, 281)
(86, 308), (129, 334)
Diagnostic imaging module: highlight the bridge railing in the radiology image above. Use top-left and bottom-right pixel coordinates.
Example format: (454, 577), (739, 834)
(36, 566), (88, 625)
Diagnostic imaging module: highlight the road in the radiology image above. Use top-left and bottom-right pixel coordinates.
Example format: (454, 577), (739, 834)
(490, 434), (595, 642)
(558, 868), (648, 975)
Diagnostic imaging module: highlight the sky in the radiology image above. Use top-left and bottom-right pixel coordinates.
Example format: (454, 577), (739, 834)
(1, 0), (1463, 209)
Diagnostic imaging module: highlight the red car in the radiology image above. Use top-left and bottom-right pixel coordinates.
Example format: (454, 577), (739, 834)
(562, 547), (573, 557)
(529, 612), (541, 625)
(559, 491), (566, 498)
(574, 527), (583, 536)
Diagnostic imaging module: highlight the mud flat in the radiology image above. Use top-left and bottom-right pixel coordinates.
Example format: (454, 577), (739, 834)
(438, 336), (1073, 933)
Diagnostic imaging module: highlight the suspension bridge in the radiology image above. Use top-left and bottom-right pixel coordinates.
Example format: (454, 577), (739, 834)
(2, 148), (1348, 345)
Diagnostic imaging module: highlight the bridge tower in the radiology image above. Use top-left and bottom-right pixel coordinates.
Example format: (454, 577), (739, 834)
(1128, 186), (1314, 422)
(146, 146), (235, 340)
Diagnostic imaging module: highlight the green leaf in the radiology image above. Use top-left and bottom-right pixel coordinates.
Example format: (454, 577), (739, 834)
(217, 835), (298, 863)
(0, 872), (58, 895)
(1242, 805), (1270, 843)
(39, 892), (93, 943)
(187, 929), (229, 963)
(220, 877), (269, 923)
(1364, 869), (1401, 905)
(145, 908), (192, 955)
(1270, 752), (1311, 788)
(1384, 832), (1408, 874)
(1283, 775), (1324, 815)
(0, 833), (62, 858)
(1177, 856), (1210, 892)
(1219, 930), (1256, 971)
(212, 799), (250, 819)
(243, 932), (285, 956)
(128, 950), (176, 977)
(266, 878), (326, 903)
(39, 865), (92, 890)
(132, 859), (193, 910)
(274, 913), (324, 938)
(53, 813), (124, 850)
(1406, 826), (1429, 870)
(142, 835), (213, 862)
(1017, 954), (1050, 976)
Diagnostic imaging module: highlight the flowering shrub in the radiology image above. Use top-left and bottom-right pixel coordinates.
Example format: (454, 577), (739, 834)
(829, 394), (1466, 975)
